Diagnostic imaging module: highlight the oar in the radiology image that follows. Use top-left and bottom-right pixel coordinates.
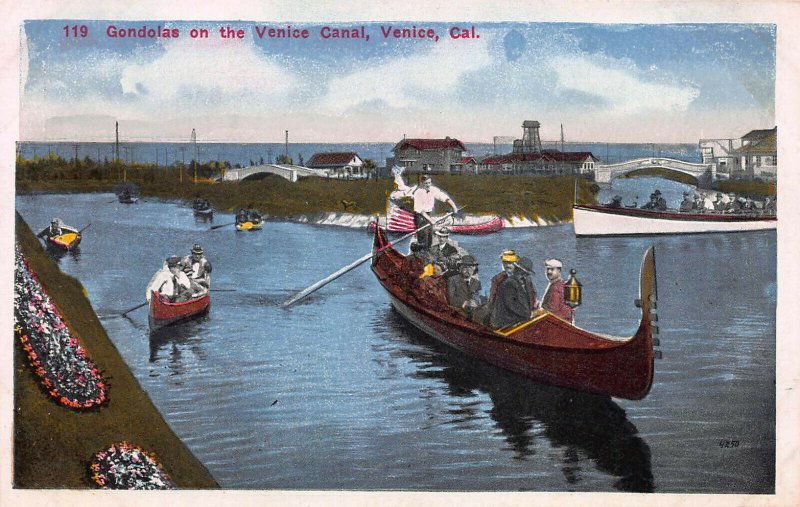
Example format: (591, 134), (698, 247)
(78, 223), (92, 234)
(121, 301), (148, 317)
(210, 222), (236, 230)
(210, 288), (236, 292)
(282, 208), (463, 308)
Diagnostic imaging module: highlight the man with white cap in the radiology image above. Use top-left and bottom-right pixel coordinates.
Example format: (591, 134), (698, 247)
(541, 258), (573, 323)
(146, 256), (193, 303)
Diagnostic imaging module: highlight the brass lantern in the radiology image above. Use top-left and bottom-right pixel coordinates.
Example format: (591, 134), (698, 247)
(564, 269), (582, 308)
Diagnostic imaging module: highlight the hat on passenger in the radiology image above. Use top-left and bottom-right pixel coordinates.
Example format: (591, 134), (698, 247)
(167, 256), (181, 267)
(420, 174), (432, 182)
(652, 189), (662, 196)
(544, 258), (563, 269)
(434, 227), (451, 237)
(516, 257), (534, 274)
(191, 244), (204, 255)
(458, 255), (478, 267)
(500, 250), (519, 263)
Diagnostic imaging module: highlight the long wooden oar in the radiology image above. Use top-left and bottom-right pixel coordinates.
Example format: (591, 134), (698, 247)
(282, 208), (462, 308)
(78, 223), (92, 234)
(121, 301), (148, 317)
(210, 222), (236, 230)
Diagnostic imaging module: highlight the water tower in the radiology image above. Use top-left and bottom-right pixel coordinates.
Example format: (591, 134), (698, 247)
(521, 120), (542, 154)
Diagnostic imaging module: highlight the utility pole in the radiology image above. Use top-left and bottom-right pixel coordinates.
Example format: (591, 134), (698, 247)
(191, 128), (197, 183)
(115, 121), (119, 164)
(73, 144), (79, 167)
(285, 130), (289, 159)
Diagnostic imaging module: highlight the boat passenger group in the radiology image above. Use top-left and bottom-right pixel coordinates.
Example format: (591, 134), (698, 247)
(144, 244), (212, 304)
(605, 189), (777, 214)
(390, 167), (576, 329)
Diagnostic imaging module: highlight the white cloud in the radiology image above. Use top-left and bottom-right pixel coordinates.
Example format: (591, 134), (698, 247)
(320, 37), (493, 113)
(119, 37), (297, 101)
(550, 54), (699, 114)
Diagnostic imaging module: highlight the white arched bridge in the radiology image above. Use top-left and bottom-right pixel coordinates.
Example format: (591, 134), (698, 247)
(221, 164), (329, 183)
(594, 158), (714, 184)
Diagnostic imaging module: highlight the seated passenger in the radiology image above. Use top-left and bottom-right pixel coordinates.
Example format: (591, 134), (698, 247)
(541, 258), (574, 323)
(38, 218), (63, 239)
(679, 192), (694, 212)
(446, 255), (482, 316)
(489, 260), (533, 329)
(146, 256), (193, 303)
(606, 195), (623, 208)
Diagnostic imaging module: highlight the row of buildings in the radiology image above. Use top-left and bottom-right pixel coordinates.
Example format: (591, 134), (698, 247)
(699, 127), (777, 180)
(304, 121), (599, 179)
(302, 121), (777, 181)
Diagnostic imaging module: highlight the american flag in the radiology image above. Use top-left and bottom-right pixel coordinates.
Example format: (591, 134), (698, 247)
(387, 208), (416, 232)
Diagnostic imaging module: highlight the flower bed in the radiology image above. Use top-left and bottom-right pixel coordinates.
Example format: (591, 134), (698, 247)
(89, 442), (175, 489)
(14, 245), (108, 409)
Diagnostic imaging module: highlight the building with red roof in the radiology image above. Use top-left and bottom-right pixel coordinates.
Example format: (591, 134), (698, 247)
(306, 151), (365, 178)
(386, 136), (468, 174)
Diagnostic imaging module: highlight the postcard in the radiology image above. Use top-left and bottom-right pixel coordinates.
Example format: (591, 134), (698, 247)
(3, 1), (799, 506)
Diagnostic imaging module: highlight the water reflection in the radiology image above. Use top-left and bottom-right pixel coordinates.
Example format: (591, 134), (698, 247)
(148, 317), (209, 368)
(382, 309), (654, 493)
(45, 244), (81, 262)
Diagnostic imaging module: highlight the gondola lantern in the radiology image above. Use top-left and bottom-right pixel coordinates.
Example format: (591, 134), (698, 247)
(564, 269), (582, 308)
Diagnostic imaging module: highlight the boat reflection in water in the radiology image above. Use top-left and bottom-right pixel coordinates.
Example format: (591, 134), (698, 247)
(382, 309), (654, 493)
(148, 316), (209, 367)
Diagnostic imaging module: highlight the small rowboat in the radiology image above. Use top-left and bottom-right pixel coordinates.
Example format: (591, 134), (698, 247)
(236, 220), (263, 231)
(193, 206), (214, 219)
(45, 227), (81, 251)
(148, 291), (210, 330)
(371, 226), (658, 400)
(573, 204), (776, 236)
(118, 194), (139, 204)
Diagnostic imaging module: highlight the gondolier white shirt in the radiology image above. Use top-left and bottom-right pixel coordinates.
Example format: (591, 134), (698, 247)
(411, 186), (452, 213)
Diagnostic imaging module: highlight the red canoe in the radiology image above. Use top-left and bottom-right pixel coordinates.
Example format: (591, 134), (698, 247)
(370, 211), (505, 235)
(370, 227), (658, 400)
(148, 291), (210, 330)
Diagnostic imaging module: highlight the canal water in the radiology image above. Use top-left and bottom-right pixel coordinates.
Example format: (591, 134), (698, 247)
(15, 188), (775, 493)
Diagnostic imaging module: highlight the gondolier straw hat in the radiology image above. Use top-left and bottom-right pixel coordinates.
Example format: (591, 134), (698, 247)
(500, 250), (519, 263)
(544, 258), (563, 269)
(434, 227), (451, 237)
(191, 244), (204, 255)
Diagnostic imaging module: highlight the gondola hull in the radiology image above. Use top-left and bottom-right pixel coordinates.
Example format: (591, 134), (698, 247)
(148, 292), (210, 330)
(370, 213), (505, 235)
(573, 204), (776, 236)
(371, 227), (657, 400)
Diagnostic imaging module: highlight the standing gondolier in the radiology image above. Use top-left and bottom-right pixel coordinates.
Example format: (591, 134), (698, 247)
(392, 167), (458, 251)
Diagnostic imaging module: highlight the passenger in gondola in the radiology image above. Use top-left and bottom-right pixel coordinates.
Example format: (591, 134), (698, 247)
(235, 208), (249, 225)
(489, 258), (534, 329)
(606, 195), (623, 208)
(724, 196), (742, 213)
(146, 256), (193, 303)
(427, 227), (467, 276)
(180, 243), (212, 293)
(415, 261), (449, 306)
(446, 255), (482, 317)
(764, 196), (776, 215)
(249, 209), (263, 223)
(679, 192), (694, 212)
(541, 258), (574, 324)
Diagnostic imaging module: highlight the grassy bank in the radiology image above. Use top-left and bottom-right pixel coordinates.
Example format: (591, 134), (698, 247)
(14, 212), (218, 488)
(17, 163), (599, 222)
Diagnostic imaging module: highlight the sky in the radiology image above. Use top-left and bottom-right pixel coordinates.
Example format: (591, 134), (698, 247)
(19, 20), (776, 143)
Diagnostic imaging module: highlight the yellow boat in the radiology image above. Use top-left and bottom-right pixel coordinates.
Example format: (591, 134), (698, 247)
(46, 229), (82, 251)
(235, 221), (263, 231)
